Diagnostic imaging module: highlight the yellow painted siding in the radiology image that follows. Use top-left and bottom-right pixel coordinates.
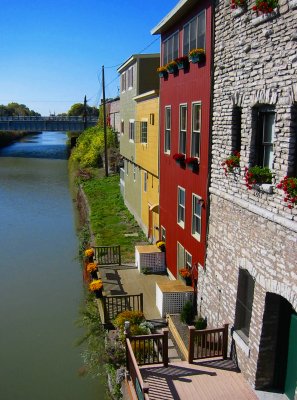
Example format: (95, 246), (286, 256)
(135, 96), (160, 240)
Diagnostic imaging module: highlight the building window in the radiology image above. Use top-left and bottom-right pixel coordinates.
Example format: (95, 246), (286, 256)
(127, 66), (134, 89)
(121, 73), (126, 92)
(163, 31), (179, 65)
(288, 104), (297, 177)
(125, 160), (129, 176)
(234, 269), (255, 342)
(177, 187), (185, 228)
(183, 11), (206, 56)
(140, 121), (148, 144)
(129, 120), (135, 141)
(185, 251), (192, 269)
(177, 242), (185, 269)
(254, 108), (275, 169)
(164, 106), (171, 153)
(179, 104), (187, 154)
(232, 106), (242, 153)
(191, 102), (201, 158)
(143, 171), (147, 192)
(160, 226), (166, 242)
(192, 194), (201, 240)
(121, 120), (124, 135)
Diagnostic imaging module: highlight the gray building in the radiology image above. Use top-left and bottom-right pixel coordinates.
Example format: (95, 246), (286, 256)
(118, 54), (159, 226)
(198, 1), (297, 399)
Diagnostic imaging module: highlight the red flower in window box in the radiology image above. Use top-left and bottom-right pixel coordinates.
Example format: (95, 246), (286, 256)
(221, 151), (240, 175)
(185, 157), (199, 172)
(252, 0), (277, 14)
(173, 153), (185, 163)
(277, 176), (297, 208)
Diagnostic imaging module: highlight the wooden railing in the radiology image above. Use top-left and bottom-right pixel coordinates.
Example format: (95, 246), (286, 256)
(127, 329), (169, 367)
(99, 293), (144, 325)
(126, 338), (150, 400)
(92, 245), (121, 266)
(188, 324), (229, 363)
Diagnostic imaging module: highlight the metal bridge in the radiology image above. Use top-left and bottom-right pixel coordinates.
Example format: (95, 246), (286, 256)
(0, 116), (98, 132)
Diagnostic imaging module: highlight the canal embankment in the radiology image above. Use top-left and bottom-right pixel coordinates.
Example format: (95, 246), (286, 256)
(0, 130), (36, 147)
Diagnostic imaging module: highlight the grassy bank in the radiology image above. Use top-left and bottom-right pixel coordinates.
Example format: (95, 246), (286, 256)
(80, 172), (148, 262)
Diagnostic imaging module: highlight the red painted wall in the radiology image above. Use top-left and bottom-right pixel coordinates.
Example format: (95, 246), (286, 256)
(159, 1), (212, 278)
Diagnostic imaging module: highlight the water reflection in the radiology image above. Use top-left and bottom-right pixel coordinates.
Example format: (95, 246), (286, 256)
(0, 131), (71, 159)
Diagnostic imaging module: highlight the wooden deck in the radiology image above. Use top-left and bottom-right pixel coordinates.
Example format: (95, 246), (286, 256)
(140, 358), (258, 400)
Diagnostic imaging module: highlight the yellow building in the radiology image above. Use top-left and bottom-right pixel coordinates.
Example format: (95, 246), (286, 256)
(134, 90), (159, 242)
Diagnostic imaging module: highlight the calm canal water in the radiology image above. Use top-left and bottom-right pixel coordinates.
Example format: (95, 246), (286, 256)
(0, 132), (106, 400)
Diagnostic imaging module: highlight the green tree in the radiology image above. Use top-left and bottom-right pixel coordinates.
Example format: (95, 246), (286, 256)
(68, 103), (99, 117)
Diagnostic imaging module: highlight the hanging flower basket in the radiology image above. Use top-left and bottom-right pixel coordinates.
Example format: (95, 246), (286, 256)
(244, 166), (273, 189)
(189, 48), (205, 64)
(173, 153), (186, 166)
(166, 61), (178, 74)
(179, 268), (192, 286)
(185, 157), (199, 172)
(156, 240), (166, 252)
(175, 56), (189, 70)
(276, 176), (297, 209)
(89, 279), (103, 298)
(85, 248), (94, 262)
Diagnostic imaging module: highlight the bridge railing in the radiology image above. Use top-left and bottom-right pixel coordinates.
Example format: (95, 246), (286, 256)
(0, 116), (98, 122)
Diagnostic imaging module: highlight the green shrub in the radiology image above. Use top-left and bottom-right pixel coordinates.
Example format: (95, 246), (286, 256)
(180, 301), (195, 325)
(113, 310), (145, 329)
(195, 317), (207, 330)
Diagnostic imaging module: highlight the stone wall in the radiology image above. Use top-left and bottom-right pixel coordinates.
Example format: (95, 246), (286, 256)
(199, 0), (297, 392)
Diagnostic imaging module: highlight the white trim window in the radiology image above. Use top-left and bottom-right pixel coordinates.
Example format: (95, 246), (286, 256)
(191, 102), (201, 158)
(179, 104), (187, 155)
(177, 187), (186, 228)
(183, 10), (206, 55)
(164, 106), (171, 153)
(185, 251), (192, 269)
(125, 160), (129, 176)
(161, 226), (166, 242)
(127, 65), (134, 89)
(177, 242), (185, 269)
(133, 164), (136, 182)
(129, 120), (135, 141)
(163, 31), (179, 65)
(121, 72), (126, 92)
(143, 171), (147, 192)
(256, 109), (275, 169)
(140, 121), (148, 144)
(192, 194), (202, 240)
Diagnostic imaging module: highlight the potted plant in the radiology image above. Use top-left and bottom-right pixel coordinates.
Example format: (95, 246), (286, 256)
(276, 176), (297, 209)
(189, 48), (205, 64)
(89, 279), (103, 298)
(175, 56), (189, 70)
(221, 151), (240, 175)
(230, 0), (247, 9)
(173, 153), (186, 165)
(86, 262), (98, 279)
(85, 248), (94, 262)
(185, 156), (199, 172)
(166, 60), (178, 74)
(156, 240), (166, 252)
(244, 165), (273, 189)
(179, 267), (192, 286)
(195, 317), (207, 330)
(252, 0), (278, 13)
(157, 66), (168, 78)
(180, 301), (195, 325)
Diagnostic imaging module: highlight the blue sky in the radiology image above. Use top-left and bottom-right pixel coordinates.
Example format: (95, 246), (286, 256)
(0, 0), (177, 115)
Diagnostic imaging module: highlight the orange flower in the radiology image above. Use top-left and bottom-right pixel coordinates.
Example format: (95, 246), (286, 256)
(89, 279), (103, 292)
(86, 262), (97, 273)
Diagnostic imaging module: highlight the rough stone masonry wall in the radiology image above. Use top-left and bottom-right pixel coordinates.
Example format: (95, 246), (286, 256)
(198, 0), (297, 389)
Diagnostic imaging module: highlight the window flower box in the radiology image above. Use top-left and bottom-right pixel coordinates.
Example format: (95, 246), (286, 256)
(230, 0), (247, 10)
(185, 157), (199, 172)
(175, 56), (189, 70)
(189, 48), (205, 64)
(222, 151), (240, 175)
(252, 0), (278, 13)
(179, 268), (192, 286)
(173, 153), (186, 166)
(157, 66), (168, 78)
(244, 166), (273, 190)
(166, 61), (178, 74)
(277, 176), (297, 209)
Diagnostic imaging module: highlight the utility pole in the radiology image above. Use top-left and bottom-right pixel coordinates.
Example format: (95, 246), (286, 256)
(83, 95), (87, 130)
(102, 65), (108, 177)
